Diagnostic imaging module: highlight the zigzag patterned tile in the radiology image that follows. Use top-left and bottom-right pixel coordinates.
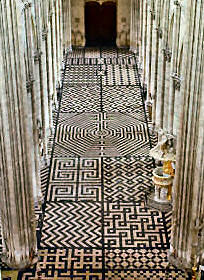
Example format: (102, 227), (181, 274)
(163, 211), (172, 242)
(103, 157), (154, 202)
(40, 166), (49, 196)
(40, 202), (102, 248)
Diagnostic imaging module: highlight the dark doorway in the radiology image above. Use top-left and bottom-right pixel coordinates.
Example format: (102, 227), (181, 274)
(85, 1), (116, 47)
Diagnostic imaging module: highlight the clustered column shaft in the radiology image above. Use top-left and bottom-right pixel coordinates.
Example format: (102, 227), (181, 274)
(0, 0), (67, 269)
(130, 0), (204, 270)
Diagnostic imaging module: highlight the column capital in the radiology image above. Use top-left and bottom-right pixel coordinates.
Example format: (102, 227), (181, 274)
(26, 77), (35, 92)
(162, 48), (172, 62)
(22, 1), (32, 9)
(149, 8), (156, 20)
(155, 27), (162, 38)
(34, 50), (42, 62)
(174, 0), (182, 7)
(170, 72), (182, 91)
(42, 29), (48, 41)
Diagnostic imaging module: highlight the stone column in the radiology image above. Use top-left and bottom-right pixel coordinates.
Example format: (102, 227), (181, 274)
(23, 0), (43, 206)
(156, 0), (170, 131)
(139, 0), (143, 63)
(50, 4), (57, 108)
(63, 0), (72, 50)
(0, 0), (37, 269)
(130, 0), (137, 53)
(58, 0), (64, 64)
(145, 0), (154, 103)
(47, 20), (54, 131)
(170, 0), (204, 270)
(151, 0), (162, 128)
(168, 1), (182, 135)
(41, 25), (50, 163)
(142, 0), (148, 84)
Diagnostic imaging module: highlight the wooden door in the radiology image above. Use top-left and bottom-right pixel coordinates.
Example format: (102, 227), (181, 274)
(85, 2), (101, 46)
(100, 2), (116, 46)
(85, 1), (116, 46)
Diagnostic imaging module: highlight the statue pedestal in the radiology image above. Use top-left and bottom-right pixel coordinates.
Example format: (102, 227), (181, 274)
(147, 167), (173, 212)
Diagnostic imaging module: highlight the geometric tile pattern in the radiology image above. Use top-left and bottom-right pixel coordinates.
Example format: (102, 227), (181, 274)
(61, 85), (101, 113)
(40, 202), (102, 248)
(101, 48), (118, 58)
(14, 48), (187, 280)
(102, 65), (140, 86)
(19, 248), (103, 279)
(47, 182), (102, 202)
(50, 158), (101, 182)
(64, 65), (100, 85)
(105, 269), (187, 280)
(67, 57), (137, 66)
(85, 47), (101, 58)
(103, 157), (154, 202)
(55, 112), (150, 157)
(104, 201), (168, 248)
(67, 48), (85, 58)
(102, 86), (145, 119)
(47, 158), (102, 201)
(105, 248), (169, 269)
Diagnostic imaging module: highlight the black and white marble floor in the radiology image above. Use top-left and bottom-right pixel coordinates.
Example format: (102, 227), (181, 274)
(2, 48), (187, 280)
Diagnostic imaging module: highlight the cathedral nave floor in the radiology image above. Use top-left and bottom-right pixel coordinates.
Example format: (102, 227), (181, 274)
(17, 48), (187, 279)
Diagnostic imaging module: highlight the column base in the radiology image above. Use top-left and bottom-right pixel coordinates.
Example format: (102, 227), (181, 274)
(146, 192), (172, 212)
(169, 252), (192, 272)
(2, 250), (38, 270)
(129, 47), (138, 54)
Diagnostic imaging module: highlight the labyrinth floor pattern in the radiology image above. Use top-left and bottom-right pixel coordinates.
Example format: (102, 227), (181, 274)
(2, 48), (187, 279)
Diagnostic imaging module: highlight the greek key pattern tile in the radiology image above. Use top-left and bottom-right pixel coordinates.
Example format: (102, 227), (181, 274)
(40, 202), (102, 248)
(19, 249), (102, 280)
(47, 182), (101, 202)
(104, 201), (168, 248)
(50, 158), (101, 182)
